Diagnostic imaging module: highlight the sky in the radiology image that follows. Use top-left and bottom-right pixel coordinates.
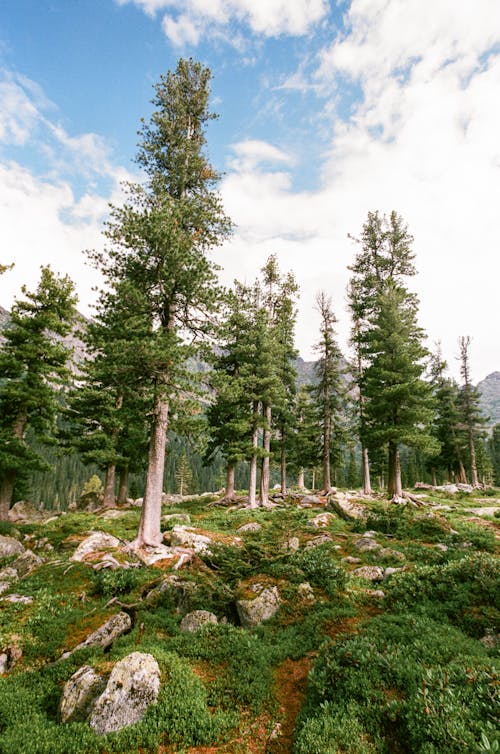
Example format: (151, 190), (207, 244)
(0, 0), (499, 382)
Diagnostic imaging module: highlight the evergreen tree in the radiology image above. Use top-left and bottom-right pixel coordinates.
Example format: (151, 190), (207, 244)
(288, 384), (320, 489)
(458, 336), (487, 487)
(0, 267), (77, 517)
(489, 424), (500, 486)
(310, 291), (344, 492)
(361, 282), (438, 498)
(91, 59), (231, 545)
(175, 452), (193, 495)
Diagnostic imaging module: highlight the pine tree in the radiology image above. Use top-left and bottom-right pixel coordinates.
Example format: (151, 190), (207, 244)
(458, 336), (487, 487)
(288, 384), (320, 489)
(91, 59), (231, 545)
(361, 282), (438, 498)
(489, 424), (500, 486)
(0, 267), (77, 517)
(310, 291), (344, 492)
(175, 452), (193, 496)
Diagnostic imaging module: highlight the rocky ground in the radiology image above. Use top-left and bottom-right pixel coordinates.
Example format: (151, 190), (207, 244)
(0, 487), (498, 753)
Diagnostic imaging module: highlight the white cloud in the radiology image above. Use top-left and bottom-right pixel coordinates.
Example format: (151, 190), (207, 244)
(117, 0), (328, 45)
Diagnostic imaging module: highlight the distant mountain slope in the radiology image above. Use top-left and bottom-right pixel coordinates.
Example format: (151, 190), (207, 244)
(477, 371), (500, 427)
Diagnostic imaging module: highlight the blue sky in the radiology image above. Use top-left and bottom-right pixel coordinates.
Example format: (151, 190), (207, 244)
(0, 0), (499, 381)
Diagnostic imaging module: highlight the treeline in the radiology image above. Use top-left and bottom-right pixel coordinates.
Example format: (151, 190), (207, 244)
(0, 59), (497, 539)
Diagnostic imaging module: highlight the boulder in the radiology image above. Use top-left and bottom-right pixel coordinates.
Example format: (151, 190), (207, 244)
(237, 522), (262, 533)
(71, 532), (122, 563)
(236, 584), (281, 628)
(353, 565), (385, 582)
(282, 536), (300, 552)
(353, 537), (381, 553)
(99, 509), (130, 520)
(308, 513), (334, 529)
(384, 567), (405, 579)
(65, 612), (132, 657)
(8, 501), (45, 523)
(89, 652), (161, 735)
(328, 495), (368, 521)
(162, 513), (191, 527)
(341, 556), (362, 564)
(12, 550), (43, 576)
(297, 582), (315, 603)
(0, 536), (24, 560)
(169, 526), (212, 554)
(180, 610), (218, 633)
(0, 654), (8, 674)
(144, 574), (200, 612)
(300, 495), (323, 506)
(305, 533), (333, 548)
(135, 544), (194, 568)
(378, 548), (406, 561)
(1, 594), (33, 604)
(59, 666), (106, 723)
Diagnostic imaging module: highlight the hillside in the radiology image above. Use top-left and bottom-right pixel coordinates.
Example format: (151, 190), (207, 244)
(0, 488), (498, 753)
(478, 371), (500, 427)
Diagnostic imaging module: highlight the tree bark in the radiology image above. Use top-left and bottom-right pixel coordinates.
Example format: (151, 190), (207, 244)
(134, 390), (169, 547)
(0, 473), (16, 521)
(431, 467), (437, 487)
(259, 404), (272, 505)
(248, 423), (259, 509)
(388, 441), (403, 498)
(117, 467), (129, 504)
(102, 463), (116, 508)
(225, 463), (235, 500)
(323, 409), (331, 491)
(469, 436), (479, 487)
(280, 442), (287, 495)
(362, 446), (372, 495)
(297, 468), (305, 489)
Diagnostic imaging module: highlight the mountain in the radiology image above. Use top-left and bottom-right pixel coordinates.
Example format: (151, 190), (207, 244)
(477, 371), (500, 428)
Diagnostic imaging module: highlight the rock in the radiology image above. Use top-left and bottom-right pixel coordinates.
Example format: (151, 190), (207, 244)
(169, 526), (212, 554)
(436, 484), (459, 494)
(89, 652), (161, 735)
(99, 509), (130, 520)
(0, 567), (18, 583)
(59, 666), (106, 723)
(465, 506), (499, 518)
(282, 536), (300, 552)
(180, 610), (218, 632)
(384, 567), (405, 579)
(162, 513), (191, 526)
(367, 589), (385, 598)
(353, 566), (385, 582)
(456, 483), (473, 493)
(12, 550), (43, 576)
(305, 533), (333, 548)
(236, 584), (281, 628)
(297, 582), (315, 603)
(71, 532), (122, 563)
(237, 522), (262, 533)
(0, 654), (8, 674)
(308, 513), (334, 528)
(1, 594), (33, 604)
(363, 531), (378, 538)
(435, 543), (448, 552)
(479, 632), (499, 649)
(300, 495), (323, 505)
(353, 537), (381, 553)
(378, 548), (406, 561)
(342, 556), (362, 564)
(328, 496), (368, 521)
(66, 612), (132, 656)
(8, 501), (45, 523)
(135, 544), (194, 568)
(144, 574), (200, 612)
(0, 536), (25, 560)
(0, 636), (22, 673)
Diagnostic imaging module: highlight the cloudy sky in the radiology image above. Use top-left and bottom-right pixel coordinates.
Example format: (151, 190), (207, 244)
(0, 0), (498, 381)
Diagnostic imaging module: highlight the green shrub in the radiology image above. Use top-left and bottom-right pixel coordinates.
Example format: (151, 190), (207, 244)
(292, 545), (346, 596)
(294, 702), (377, 754)
(90, 568), (143, 597)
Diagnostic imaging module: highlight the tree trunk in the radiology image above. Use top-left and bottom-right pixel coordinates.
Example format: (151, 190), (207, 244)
(225, 462), (235, 500)
(388, 442), (403, 498)
(297, 469), (305, 489)
(323, 410), (331, 491)
(259, 404), (272, 506)
(248, 424), (259, 509)
(431, 467), (437, 487)
(469, 436), (479, 487)
(0, 473), (16, 521)
(117, 467), (129, 504)
(280, 442), (287, 495)
(311, 468), (316, 490)
(134, 390), (169, 547)
(362, 446), (372, 495)
(102, 463), (116, 508)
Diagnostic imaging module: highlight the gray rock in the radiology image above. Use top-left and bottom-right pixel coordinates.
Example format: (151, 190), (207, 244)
(71, 532), (122, 563)
(328, 496), (368, 520)
(308, 513), (334, 528)
(300, 495), (322, 505)
(435, 543), (448, 552)
(162, 513), (191, 526)
(135, 544), (194, 568)
(236, 584), (281, 628)
(0, 653), (8, 674)
(1, 594), (33, 604)
(180, 610), (218, 632)
(0, 567), (18, 583)
(306, 533), (333, 548)
(354, 537), (381, 553)
(384, 567), (405, 579)
(297, 582), (315, 602)
(99, 509), (130, 520)
(12, 550), (43, 576)
(59, 666), (106, 723)
(282, 536), (300, 552)
(169, 526), (212, 554)
(341, 556), (362, 564)
(237, 522), (262, 533)
(367, 589), (385, 598)
(378, 548), (406, 561)
(0, 536), (25, 560)
(456, 483), (473, 493)
(65, 612), (132, 656)
(353, 566), (385, 582)
(8, 501), (45, 523)
(479, 632), (499, 649)
(89, 652), (161, 734)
